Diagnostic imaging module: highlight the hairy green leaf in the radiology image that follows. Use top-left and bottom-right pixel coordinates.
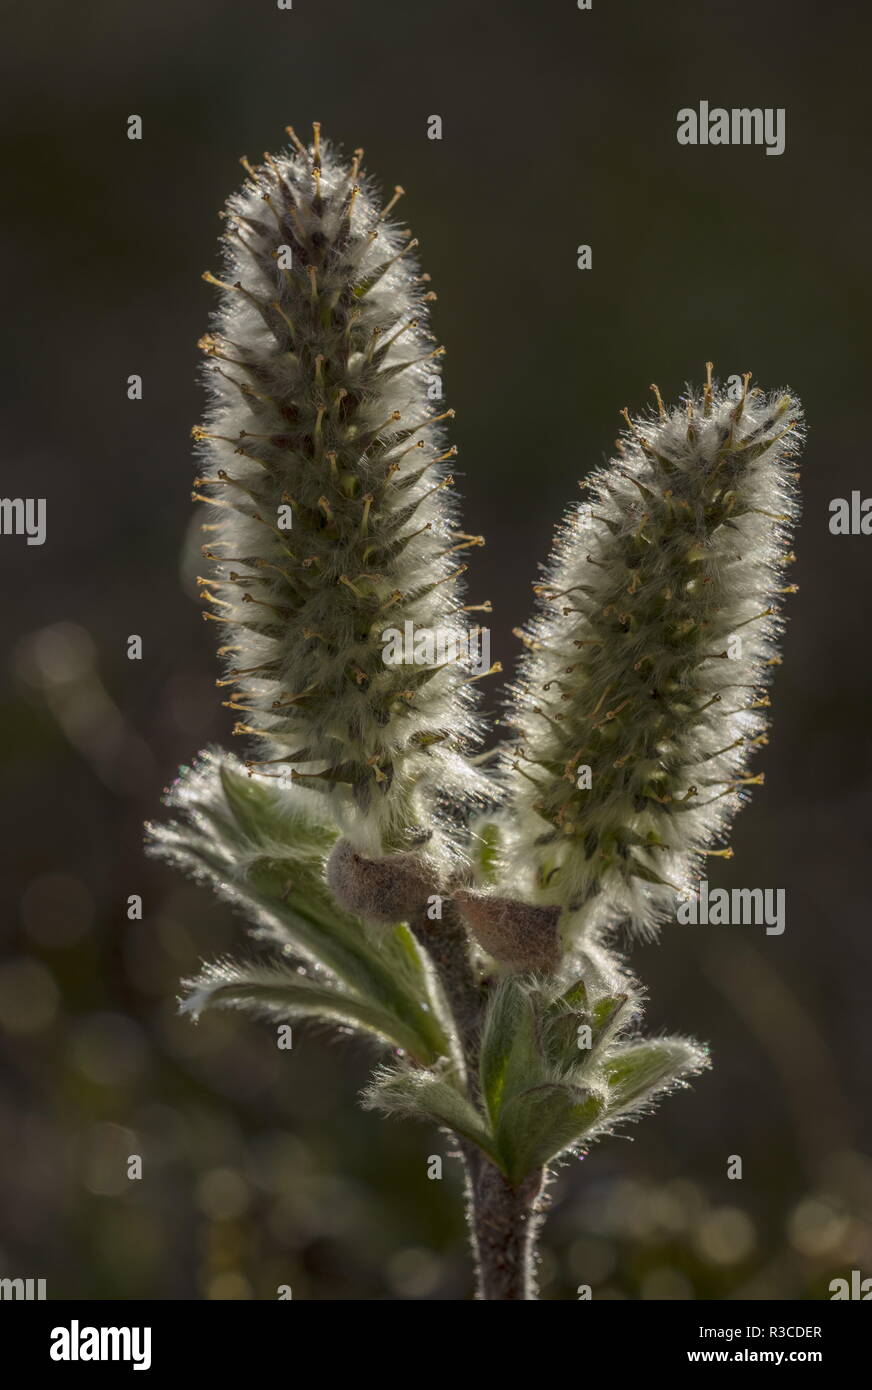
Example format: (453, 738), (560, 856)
(148, 751), (450, 1062)
(496, 1082), (606, 1182)
(479, 979), (546, 1126)
(182, 959), (440, 1063)
(364, 1066), (498, 1160)
(219, 760), (337, 855)
(604, 1037), (709, 1112)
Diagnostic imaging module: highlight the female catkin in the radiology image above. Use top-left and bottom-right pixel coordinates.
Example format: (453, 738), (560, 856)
(502, 371), (804, 941)
(194, 125), (490, 867)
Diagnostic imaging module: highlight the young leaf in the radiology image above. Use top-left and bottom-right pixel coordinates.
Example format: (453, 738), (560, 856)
(182, 958), (438, 1062)
(604, 1036), (710, 1113)
(496, 1082), (606, 1183)
(479, 977), (534, 1126)
(148, 751), (450, 1062)
(219, 758), (336, 854)
(479, 979), (547, 1125)
(363, 1065), (498, 1161)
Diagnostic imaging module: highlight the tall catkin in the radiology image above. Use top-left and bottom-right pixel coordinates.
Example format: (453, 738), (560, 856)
(502, 371), (804, 941)
(193, 125), (491, 866)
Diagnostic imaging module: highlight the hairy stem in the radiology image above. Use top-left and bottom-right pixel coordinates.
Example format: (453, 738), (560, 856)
(463, 1147), (545, 1300)
(410, 899), (546, 1299)
(409, 900), (483, 1100)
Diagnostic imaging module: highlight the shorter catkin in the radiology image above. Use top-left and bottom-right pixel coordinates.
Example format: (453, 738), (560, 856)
(502, 370), (805, 940)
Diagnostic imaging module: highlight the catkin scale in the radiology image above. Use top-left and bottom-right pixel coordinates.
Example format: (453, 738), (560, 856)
(195, 127), (490, 865)
(502, 373), (805, 940)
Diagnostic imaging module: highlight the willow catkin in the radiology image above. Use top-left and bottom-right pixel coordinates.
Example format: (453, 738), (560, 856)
(501, 369), (805, 941)
(193, 124), (491, 867)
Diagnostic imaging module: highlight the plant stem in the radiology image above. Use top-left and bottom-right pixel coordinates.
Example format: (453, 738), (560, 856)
(410, 900), (545, 1299)
(463, 1147), (545, 1300)
(409, 900), (483, 1100)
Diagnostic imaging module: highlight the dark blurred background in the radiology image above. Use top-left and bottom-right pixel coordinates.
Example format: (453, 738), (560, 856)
(2, 0), (871, 1300)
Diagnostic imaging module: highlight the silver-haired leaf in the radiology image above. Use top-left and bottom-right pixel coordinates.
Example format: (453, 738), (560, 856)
(604, 1036), (710, 1114)
(148, 750), (450, 1061)
(496, 1082), (606, 1183)
(182, 958), (438, 1062)
(363, 1065), (498, 1161)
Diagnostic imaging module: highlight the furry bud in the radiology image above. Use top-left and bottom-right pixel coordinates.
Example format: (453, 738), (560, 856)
(454, 889), (561, 973)
(326, 836), (437, 923)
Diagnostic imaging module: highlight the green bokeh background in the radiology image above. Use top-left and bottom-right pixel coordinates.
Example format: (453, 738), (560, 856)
(2, 0), (871, 1299)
